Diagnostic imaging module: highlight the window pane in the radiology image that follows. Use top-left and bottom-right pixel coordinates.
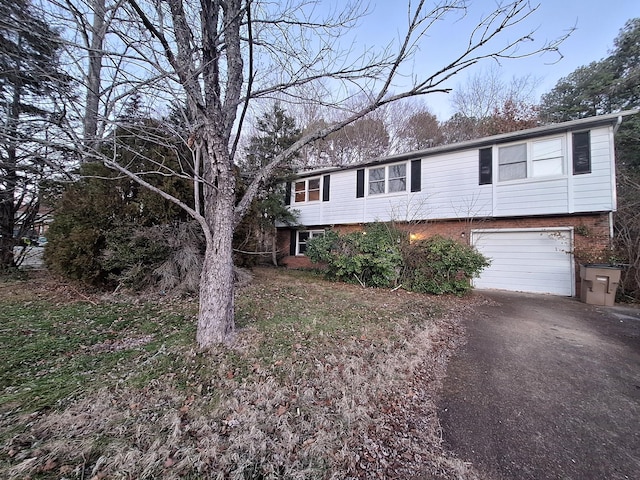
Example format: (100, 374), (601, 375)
(499, 144), (526, 181)
(532, 138), (562, 160)
(499, 144), (526, 165)
(532, 138), (563, 177)
(369, 167), (385, 195)
(294, 181), (306, 202)
(388, 164), (406, 192)
(308, 178), (320, 190)
(388, 164), (406, 179)
(499, 162), (526, 181)
(389, 178), (406, 192)
(369, 167), (385, 180)
(532, 158), (563, 177)
(298, 232), (309, 242)
(308, 190), (320, 201)
(369, 181), (385, 194)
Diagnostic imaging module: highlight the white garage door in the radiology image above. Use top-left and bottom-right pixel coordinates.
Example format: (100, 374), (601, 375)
(471, 228), (574, 296)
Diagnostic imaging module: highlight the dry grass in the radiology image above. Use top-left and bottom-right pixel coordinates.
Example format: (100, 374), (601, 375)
(0, 268), (485, 479)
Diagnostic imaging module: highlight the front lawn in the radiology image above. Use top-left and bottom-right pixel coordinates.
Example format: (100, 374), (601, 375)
(0, 268), (480, 479)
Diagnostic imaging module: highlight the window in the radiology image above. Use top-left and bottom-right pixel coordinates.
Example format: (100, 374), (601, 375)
(294, 178), (321, 203)
(573, 131), (591, 174)
(498, 138), (564, 182)
(367, 163), (407, 195)
(369, 167), (385, 194)
(499, 144), (527, 181)
(296, 230), (324, 255)
(388, 164), (407, 192)
(532, 138), (563, 177)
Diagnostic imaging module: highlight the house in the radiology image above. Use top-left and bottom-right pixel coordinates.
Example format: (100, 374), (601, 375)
(276, 111), (638, 296)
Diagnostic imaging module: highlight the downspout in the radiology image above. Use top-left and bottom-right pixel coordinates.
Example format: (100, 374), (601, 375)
(613, 115), (623, 134)
(610, 115), (622, 248)
(609, 211), (615, 247)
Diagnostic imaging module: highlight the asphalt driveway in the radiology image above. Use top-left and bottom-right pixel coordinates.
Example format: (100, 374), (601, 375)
(439, 291), (640, 480)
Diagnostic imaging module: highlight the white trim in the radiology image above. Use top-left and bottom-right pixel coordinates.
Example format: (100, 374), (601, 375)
(295, 229), (325, 256)
(366, 161), (408, 196)
(567, 131), (575, 213)
(496, 135), (566, 184)
(471, 227), (573, 234)
(293, 177), (324, 204)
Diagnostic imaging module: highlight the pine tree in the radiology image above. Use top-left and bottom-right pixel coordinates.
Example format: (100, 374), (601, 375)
(236, 104), (301, 266)
(0, 0), (71, 270)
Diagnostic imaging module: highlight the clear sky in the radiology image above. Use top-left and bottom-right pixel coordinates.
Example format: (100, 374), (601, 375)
(350, 0), (640, 119)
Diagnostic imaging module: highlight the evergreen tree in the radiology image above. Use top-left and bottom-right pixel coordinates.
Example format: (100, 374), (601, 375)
(0, 0), (71, 270)
(236, 104), (300, 266)
(45, 114), (196, 289)
(540, 18), (640, 299)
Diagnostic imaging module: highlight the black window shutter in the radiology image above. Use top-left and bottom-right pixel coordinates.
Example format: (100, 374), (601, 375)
(479, 147), (493, 185)
(322, 175), (330, 201)
(284, 181), (292, 205)
(289, 230), (297, 256)
(410, 159), (421, 192)
(573, 131), (591, 175)
(356, 169), (365, 198)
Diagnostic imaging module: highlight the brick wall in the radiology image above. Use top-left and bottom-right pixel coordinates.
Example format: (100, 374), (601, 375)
(277, 214), (613, 281)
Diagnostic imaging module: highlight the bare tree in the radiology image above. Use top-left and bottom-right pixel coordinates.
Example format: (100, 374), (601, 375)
(387, 100), (444, 151)
(450, 63), (539, 118)
(327, 113), (391, 165)
(45, 0), (569, 347)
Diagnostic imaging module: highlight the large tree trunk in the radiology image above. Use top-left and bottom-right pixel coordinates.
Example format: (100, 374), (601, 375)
(0, 200), (15, 270)
(196, 135), (237, 347)
(197, 234), (235, 346)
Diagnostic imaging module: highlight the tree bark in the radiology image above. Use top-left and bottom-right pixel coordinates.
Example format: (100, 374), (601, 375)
(0, 45), (21, 271)
(196, 133), (237, 347)
(83, 0), (106, 153)
(197, 235), (235, 346)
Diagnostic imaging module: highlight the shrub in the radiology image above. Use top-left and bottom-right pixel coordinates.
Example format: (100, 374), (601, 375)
(306, 223), (404, 288)
(45, 156), (198, 291)
(400, 235), (490, 296)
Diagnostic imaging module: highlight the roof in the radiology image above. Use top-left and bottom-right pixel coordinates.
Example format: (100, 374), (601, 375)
(295, 110), (639, 178)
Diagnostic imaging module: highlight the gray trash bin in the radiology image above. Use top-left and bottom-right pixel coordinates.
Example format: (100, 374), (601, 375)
(579, 264), (622, 306)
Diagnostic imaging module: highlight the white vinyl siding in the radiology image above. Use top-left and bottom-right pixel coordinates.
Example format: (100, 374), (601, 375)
(572, 126), (616, 211)
(472, 229), (574, 296)
(288, 125), (616, 226)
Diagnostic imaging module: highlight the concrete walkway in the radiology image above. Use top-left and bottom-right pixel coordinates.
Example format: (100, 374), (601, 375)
(439, 291), (640, 480)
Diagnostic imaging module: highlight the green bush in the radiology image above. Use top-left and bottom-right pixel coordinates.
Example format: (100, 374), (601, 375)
(400, 235), (490, 296)
(44, 131), (197, 290)
(306, 223), (404, 288)
(307, 226), (489, 296)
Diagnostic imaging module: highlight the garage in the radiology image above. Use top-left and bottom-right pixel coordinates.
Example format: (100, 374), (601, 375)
(471, 228), (574, 296)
